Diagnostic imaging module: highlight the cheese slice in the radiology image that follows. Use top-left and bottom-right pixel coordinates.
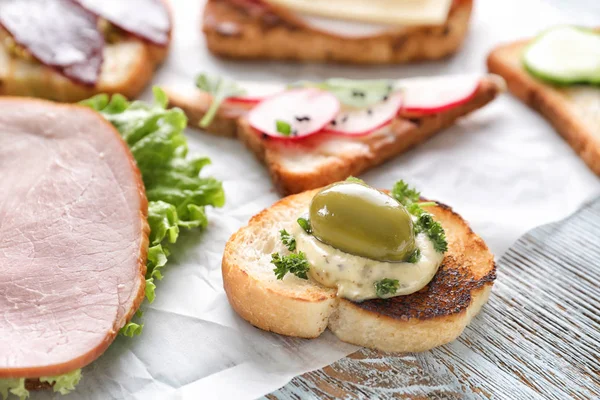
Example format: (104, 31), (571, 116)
(264, 0), (453, 26)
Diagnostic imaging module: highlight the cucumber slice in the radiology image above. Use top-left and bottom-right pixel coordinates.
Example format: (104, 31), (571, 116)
(523, 26), (600, 86)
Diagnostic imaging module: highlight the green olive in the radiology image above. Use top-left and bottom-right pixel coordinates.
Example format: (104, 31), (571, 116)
(309, 182), (416, 262)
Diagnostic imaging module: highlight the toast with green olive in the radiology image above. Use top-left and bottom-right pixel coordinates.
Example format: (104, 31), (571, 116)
(487, 26), (600, 176)
(203, 0), (473, 64)
(222, 180), (495, 352)
(0, 0), (171, 102)
(165, 74), (504, 195)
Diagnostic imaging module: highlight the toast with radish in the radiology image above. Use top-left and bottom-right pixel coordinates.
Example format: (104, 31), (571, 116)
(165, 73), (505, 194)
(487, 26), (600, 176)
(203, 0), (473, 64)
(0, 0), (171, 102)
(222, 179), (496, 352)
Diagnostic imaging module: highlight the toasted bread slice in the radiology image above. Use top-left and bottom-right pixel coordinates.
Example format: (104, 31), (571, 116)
(487, 38), (600, 176)
(165, 74), (504, 194)
(222, 189), (495, 352)
(203, 0), (472, 64)
(0, 39), (168, 102)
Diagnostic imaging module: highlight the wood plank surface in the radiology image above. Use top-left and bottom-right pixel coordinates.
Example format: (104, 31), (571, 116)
(267, 196), (600, 399)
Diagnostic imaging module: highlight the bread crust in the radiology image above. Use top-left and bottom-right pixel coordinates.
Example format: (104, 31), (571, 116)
(203, 0), (473, 64)
(487, 39), (600, 176)
(165, 75), (504, 195)
(222, 189), (495, 352)
(0, 98), (149, 380)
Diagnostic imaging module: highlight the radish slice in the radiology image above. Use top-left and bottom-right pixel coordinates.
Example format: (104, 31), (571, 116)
(400, 74), (481, 114)
(248, 89), (340, 139)
(322, 92), (403, 136)
(227, 81), (286, 104)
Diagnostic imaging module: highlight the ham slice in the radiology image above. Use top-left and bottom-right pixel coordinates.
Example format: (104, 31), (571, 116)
(0, 0), (104, 86)
(0, 99), (148, 378)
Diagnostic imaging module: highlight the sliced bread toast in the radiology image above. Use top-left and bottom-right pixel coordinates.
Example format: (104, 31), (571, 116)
(487, 39), (600, 176)
(203, 0), (473, 64)
(222, 188), (495, 352)
(0, 39), (166, 102)
(165, 74), (504, 195)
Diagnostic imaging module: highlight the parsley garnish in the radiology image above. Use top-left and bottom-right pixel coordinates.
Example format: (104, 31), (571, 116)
(375, 278), (400, 298)
(392, 180), (420, 206)
(271, 252), (309, 280)
(196, 74), (246, 128)
(276, 120), (292, 136)
(297, 217), (312, 234)
(280, 229), (296, 251)
(406, 248), (421, 264)
(391, 180), (448, 254)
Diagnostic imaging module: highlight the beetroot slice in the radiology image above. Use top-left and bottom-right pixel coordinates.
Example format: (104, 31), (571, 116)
(322, 92), (403, 136)
(401, 74), (481, 114)
(76, 0), (171, 46)
(0, 0), (103, 86)
(248, 89), (340, 139)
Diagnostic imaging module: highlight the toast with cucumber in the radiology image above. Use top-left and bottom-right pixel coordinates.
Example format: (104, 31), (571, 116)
(203, 0), (473, 64)
(165, 73), (504, 195)
(222, 179), (496, 352)
(0, 0), (171, 102)
(488, 26), (600, 176)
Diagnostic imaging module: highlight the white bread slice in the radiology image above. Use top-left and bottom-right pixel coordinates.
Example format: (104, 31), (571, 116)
(203, 0), (473, 64)
(487, 39), (600, 176)
(165, 74), (504, 195)
(0, 39), (168, 103)
(222, 189), (495, 352)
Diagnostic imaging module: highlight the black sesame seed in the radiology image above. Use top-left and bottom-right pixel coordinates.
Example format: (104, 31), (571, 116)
(383, 95), (389, 101)
(351, 90), (366, 98)
(367, 109), (373, 115)
(341, 115), (349, 123)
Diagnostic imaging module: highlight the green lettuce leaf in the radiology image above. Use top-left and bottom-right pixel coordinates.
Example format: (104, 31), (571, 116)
(0, 378), (27, 400)
(81, 87), (225, 331)
(40, 370), (82, 395)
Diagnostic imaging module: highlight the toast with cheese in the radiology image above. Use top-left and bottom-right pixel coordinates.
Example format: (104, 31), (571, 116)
(222, 189), (495, 352)
(487, 38), (600, 176)
(203, 0), (473, 64)
(0, 39), (166, 102)
(165, 74), (504, 195)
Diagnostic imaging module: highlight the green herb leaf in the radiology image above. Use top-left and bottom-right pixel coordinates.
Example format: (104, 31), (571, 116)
(392, 180), (421, 206)
(297, 217), (312, 234)
(276, 120), (292, 136)
(406, 248), (421, 264)
(280, 229), (297, 251)
(196, 74), (246, 127)
(375, 278), (400, 298)
(271, 252), (310, 280)
(391, 180), (448, 254)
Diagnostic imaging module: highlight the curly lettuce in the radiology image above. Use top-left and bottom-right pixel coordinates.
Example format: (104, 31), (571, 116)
(40, 370), (82, 395)
(81, 88), (225, 332)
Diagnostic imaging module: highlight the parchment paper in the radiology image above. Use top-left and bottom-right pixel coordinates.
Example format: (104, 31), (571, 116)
(39, 1), (600, 399)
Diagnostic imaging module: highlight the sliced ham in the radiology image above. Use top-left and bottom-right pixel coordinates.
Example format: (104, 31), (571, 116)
(0, 0), (104, 86)
(0, 99), (148, 378)
(76, 0), (172, 47)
